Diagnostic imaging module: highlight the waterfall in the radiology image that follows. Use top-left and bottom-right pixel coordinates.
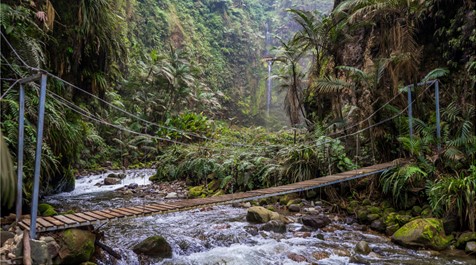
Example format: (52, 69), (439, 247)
(265, 20), (272, 116)
(267, 61), (272, 115)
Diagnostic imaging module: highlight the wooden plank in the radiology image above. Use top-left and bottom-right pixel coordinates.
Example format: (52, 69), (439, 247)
(82, 211), (109, 220)
(18, 222), (30, 231)
(127, 207), (152, 214)
(43, 217), (65, 227)
(62, 214), (88, 223)
(117, 207), (142, 215)
(36, 218), (56, 228)
(109, 208), (135, 217)
(151, 203), (178, 210)
(101, 209), (125, 218)
(53, 215), (77, 225)
(22, 219), (42, 229)
(142, 204), (165, 211)
(73, 213), (96, 222)
(91, 211), (116, 219)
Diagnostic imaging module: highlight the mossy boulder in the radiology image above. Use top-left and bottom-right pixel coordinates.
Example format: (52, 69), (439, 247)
(246, 206), (285, 223)
(466, 242), (476, 254)
(367, 214), (380, 222)
(367, 206), (380, 215)
(455, 232), (476, 249)
(391, 218), (453, 250)
(207, 180), (220, 192)
(38, 203), (57, 217)
(132, 236), (172, 258)
(189, 185), (204, 197)
(57, 229), (96, 264)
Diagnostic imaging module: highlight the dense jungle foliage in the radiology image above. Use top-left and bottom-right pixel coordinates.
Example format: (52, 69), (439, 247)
(1, 0), (475, 231)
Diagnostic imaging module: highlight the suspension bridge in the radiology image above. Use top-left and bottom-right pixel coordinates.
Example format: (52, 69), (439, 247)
(18, 160), (402, 233)
(1, 32), (441, 239)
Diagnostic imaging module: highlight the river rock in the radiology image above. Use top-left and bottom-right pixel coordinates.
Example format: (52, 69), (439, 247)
(260, 220), (286, 233)
(465, 241), (476, 254)
(165, 192), (178, 199)
(287, 253), (307, 262)
(456, 231), (476, 249)
(391, 218), (453, 250)
(30, 239), (50, 265)
(57, 229), (96, 264)
(1, 231), (14, 247)
(128, 183), (139, 189)
(104, 177), (121, 185)
(355, 240), (371, 255)
(132, 236), (172, 258)
(288, 204), (300, 212)
(246, 206), (285, 223)
(244, 226), (259, 236)
(301, 215), (331, 229)
(370, 219), (386, 233)
(312, 251), (330, 260)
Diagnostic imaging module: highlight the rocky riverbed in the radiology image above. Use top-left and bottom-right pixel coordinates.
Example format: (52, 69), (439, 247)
(2, 169), (475, 264)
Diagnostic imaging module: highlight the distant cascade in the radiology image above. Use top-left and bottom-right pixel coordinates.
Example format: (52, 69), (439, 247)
(265, 20), (272, 116)
(267, 61), (272, 115)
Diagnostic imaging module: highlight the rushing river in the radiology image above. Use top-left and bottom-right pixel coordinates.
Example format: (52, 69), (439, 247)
(47, 169), (475, 265)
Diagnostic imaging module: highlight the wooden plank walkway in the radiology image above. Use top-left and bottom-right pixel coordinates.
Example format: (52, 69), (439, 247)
(18, 160), (401, 233)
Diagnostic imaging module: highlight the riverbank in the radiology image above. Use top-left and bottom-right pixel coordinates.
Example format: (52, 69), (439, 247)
(2, 169), (475, 265)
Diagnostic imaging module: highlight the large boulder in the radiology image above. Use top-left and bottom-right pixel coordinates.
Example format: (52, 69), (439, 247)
(246, 206), (286, 223)
(104, 177), (121, 185)
(302, 215), (331, 229)
(465, 241), (476, 254)
(391, 218), (453, 250)
(455, 232), (476, 249)
(132, 236), (172, 258)
(57, 229), (96, 264)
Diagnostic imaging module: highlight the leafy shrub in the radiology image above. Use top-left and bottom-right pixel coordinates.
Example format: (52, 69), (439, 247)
(427, 165), (476, 231)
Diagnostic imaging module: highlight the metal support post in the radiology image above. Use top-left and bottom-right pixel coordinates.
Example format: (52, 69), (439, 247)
(15, 84), (25, 222)
(435, 80), (441, 151)
(407, 85), (413, 139)
(30, 74), (47, 239)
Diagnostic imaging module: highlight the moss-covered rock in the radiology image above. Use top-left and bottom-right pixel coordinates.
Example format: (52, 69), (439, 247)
(39, 203), (58, 217)
(57, 229), (96, 264)
(386, 223), (400, 236)
(465, 241), (476, 254)
(420, 208), (432, 217)
(246, 206), (285, 223)
(456, 232), (476, 249)
(356, 208), (369, 223)
(206, 180), (220, 192)
(411, 206), (422, 216)
(189, 185), (204, 197)
(132, 236), (172, 258)
(367, 214), (380, 222)
(367, 206), (380, 215)
(391, 218), (453, 250)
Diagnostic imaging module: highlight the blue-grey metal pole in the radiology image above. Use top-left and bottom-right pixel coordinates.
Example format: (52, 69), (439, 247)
(15, 84), (25, 223)
(407, 85), (413, 139)
(30, 74), (47, 239)
(435, 80), (441, 151)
